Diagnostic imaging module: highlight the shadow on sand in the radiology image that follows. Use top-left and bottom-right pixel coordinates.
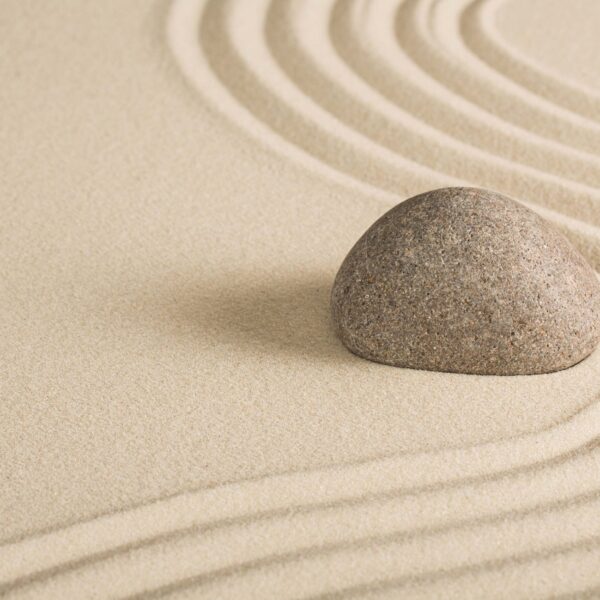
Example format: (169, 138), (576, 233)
(157, 271), (360, 365)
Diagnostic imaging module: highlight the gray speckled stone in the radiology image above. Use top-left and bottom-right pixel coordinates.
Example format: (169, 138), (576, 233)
(331, 187), (600, 375)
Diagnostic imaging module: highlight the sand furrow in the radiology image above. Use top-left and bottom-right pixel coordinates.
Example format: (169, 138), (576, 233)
(398, 0), (600, 153)
(164, 0), (600, 267)
(6, 455), (600, 598)
(339, 0), (600, 187)
(110, 503), (600, 599)
(2, 395), (599, 593)
(266, 0), (600, 227)
(304, 537), (600, 600)
(462, 0), (600, 121)
(202, 0), (451, 198)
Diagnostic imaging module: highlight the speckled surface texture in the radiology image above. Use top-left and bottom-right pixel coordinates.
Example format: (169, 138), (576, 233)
(331, 187), (600, 375)
(7, 2), (600, 597)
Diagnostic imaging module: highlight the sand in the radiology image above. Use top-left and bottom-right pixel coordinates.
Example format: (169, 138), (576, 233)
(2, 0), (600, 597)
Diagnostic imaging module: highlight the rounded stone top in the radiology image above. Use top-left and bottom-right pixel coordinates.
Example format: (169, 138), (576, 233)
(331, 187), (600, 375)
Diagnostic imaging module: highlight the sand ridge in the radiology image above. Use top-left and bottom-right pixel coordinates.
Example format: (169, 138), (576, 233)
(2, 400), (600, 596)
(170, 0), (600, 262)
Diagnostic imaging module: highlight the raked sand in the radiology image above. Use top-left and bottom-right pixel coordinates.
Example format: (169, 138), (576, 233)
(2, 0), (600, 597)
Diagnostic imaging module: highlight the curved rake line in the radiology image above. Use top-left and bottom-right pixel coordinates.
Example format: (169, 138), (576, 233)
(3, 386), (599, 581)
(117, 494), (600, 600)
(2, 425), (599, 593)
(211, 0), (600, 266)
(276, 0), (600, 227)
(206, 0), (453, 194)
(335, 0), (600, 189)
(169, 0), (600, 267)
(211, 3), (600, 264)
(221, 0), (600, 264)
(396, 0), (600, 153)
(268, 0), (600, 225)
(167, 0), (427, 207)
(305, 535), (600, 600)
(439, 0), (600, 130)
(8, 456), (600, 597)
(3, 0), (600, 580)
(463, 0), (600, 120)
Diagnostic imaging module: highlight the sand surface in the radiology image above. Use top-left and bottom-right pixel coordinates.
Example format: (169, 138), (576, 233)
(2, 0), (600, 597)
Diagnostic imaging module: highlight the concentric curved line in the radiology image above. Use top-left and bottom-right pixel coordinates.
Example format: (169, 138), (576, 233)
(166, 0), (439, 208)
(430, 0), (600, 132)
(167, 0), (600, 268)
(264, 0), (600, 228)
(333, 0), (600, 190)
(116, 502), (600, 599)
(462, 0), (600, 121)
(2, 395), (600, 595)
(303, 536), (600, 600)
(4, 438), (600, 598)
(143, 539), (600, 599)
(201, 0), (454, 196)
(397, 0), (600, 153)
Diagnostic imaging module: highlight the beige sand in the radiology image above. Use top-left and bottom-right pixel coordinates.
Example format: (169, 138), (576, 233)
(2, 0), (600, 597)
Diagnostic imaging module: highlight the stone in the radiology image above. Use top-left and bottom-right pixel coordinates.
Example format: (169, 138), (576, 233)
(331, 187), (600, 375)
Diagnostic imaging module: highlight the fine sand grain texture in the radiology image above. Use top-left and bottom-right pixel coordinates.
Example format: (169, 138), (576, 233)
(2, 0), (600, 598)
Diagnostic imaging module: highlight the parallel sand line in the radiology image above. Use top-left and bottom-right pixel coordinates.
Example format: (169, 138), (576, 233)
(335, 0), (600, 190)
(206, 0), (452, 195)
(398, 0), (600, 153)
(305, 536), (600, 600)
(4, 440), (600, 597)
(463, 0), (600, 121)
(8, 491), (600, 597)
(129, 540), (600, 598)
(91, 1), (600, 598)
(266, 0), (600, 227)
(430, 0), (600, 132)
(2, 394), (600, 591)
(169, 0), (600, 268)
(116, 504), (600, 599)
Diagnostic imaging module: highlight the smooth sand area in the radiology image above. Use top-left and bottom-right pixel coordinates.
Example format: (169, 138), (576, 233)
(2, 0), (600, 597)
